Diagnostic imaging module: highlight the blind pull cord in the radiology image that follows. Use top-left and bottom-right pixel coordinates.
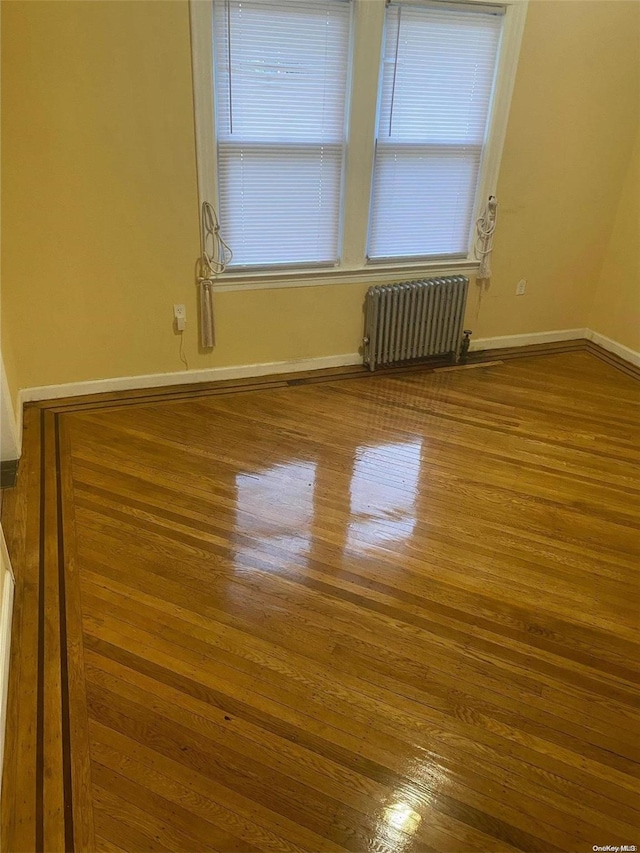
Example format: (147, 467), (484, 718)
(198, 202), (233, 349)
(475, 195), (498, 281)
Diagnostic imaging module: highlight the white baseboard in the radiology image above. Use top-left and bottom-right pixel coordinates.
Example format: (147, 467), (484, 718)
(469, 328), (589, 351)
(12, 326), (640, 440)
(0, 528), (15, 800)
(586, 330), (640, 369)
(19, 351), (362, 405)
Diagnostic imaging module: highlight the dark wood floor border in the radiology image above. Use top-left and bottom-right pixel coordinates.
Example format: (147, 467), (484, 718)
(583, 341), (640, 382)
(36, 412), (45, 852)
(40, 409), (74, 850)
(28, 337), (638, 420)
(1, 408), (78, 851)
(43, 410), (76, 850)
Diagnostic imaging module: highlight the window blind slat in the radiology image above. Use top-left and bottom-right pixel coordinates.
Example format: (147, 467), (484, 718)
(213, 0), (351, 268)
(368, 4), (502, 261)
(218, 145), (342, 266)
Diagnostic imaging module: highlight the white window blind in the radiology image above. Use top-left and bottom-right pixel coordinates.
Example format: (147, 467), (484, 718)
(213, 0), (351, 269)
(368, 2), (503, 262)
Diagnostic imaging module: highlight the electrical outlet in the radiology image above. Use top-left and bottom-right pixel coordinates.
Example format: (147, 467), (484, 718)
(173, 303), (186, 331)
(516, 280), (527, 296)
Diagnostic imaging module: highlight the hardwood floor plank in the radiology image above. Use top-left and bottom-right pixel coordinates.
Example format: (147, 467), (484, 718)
(78, 582), (640, 774)
(76, 541), (639, 736)
(92, 783), (206, 853)
(65, 432), (635, 615)
(82, 627), (640, 828)
(87, 685), (400, 853)
(88, 653), (640, 841)
(87, 681), (558, 853)
(74, 513), (640, 708)
(94, 834), (129, 853)
(83, 648), (620, 851)
(90, 721), (342, 853)
(70, 470), (640, 639)
(75, 544), (640, 792)
(90, 719), (349, 853)
(77, 566), (638, 756)
(3, 350), (639, 851)
(80, 601), (640, 803)
(93, 761), (261, 853)
(1, 407), (42, 852)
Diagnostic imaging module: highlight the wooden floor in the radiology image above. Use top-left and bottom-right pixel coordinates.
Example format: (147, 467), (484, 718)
(2, 345), (640, 853)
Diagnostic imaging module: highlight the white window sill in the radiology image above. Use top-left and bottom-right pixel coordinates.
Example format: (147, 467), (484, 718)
(211, 260), (480, 292)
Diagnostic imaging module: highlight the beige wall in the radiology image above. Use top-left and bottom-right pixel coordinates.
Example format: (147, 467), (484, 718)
(589, 127), (640, 353)
(1, 0), (639, 408)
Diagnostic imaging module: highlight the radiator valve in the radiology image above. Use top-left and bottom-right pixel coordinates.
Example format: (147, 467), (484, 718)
(459, 330), (473, 364)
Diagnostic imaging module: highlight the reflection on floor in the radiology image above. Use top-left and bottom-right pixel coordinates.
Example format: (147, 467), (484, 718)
(347, 440), (422, 553)
(236, 460), (318, 566)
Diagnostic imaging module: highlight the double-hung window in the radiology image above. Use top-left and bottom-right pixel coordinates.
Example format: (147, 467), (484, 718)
(191, 0), (526, 281)
(212, 0), (351, 268)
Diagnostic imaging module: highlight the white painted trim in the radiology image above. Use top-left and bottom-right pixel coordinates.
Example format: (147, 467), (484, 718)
(341, 0), (385, 269)
(212, 262), (479, 292)
(190, 0), (218, 214)
(19, 352), (363, 404)
(0, 528), (15, 801)
(1, 355), (20, 461)
(16, 327), (639, 408)
(586, 330), (640, 369)
(469, 328), (588, 351)
(471, 0), (528, 222)
(0, 528), (13, 585)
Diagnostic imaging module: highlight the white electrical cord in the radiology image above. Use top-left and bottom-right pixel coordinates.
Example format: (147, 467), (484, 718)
(178, 331), (189, 371)
(197, 202), (232, 349)
(199, 201), (233, 278)
(474, 196), (498, 281)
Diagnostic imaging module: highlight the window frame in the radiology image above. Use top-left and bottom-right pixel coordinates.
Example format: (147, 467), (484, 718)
(190, 0), (528, 292)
